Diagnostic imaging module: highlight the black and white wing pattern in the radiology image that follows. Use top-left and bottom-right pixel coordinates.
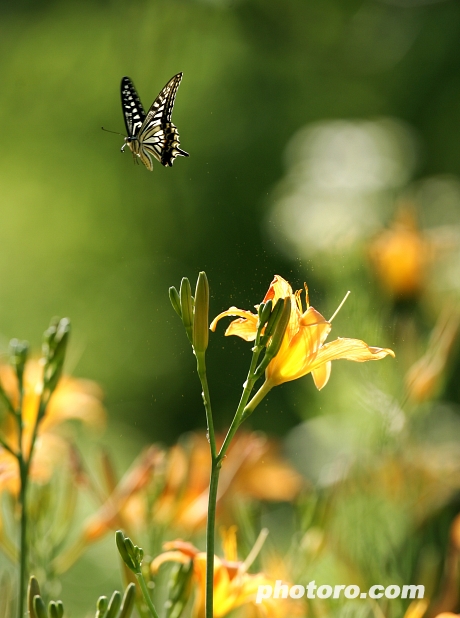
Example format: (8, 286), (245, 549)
(120, 73), (189, 170)
(121, 77), (146, 138)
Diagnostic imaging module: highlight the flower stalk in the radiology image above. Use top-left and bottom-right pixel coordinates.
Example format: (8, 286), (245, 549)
(170, 275), (291, 618)
(0, 319), (71, 618)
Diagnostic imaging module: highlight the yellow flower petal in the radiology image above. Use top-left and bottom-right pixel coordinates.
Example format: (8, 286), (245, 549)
(311, 361), (331, 390)
(210, 308), (258, 342)
(212, 275), (395, 393)
(313, 337), (395, 365)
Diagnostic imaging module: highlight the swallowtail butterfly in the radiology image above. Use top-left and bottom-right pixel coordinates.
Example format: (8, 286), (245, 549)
(120, 73), (189, 170)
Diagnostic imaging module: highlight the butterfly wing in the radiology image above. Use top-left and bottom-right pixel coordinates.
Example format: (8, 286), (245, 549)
(138, 73), (189, 167)
(121, 77), (147, 138)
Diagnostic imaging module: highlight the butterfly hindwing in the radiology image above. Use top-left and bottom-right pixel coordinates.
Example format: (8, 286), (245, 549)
(120, 73), (189, 170)
(121, 77), (147, 137)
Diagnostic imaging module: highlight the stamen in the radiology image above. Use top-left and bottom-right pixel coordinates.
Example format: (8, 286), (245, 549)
(304, 283), (310, 307)
(329, 291), (351, 322)
(239, 528), (269, 574)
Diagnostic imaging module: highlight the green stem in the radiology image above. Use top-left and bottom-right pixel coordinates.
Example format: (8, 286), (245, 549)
(240, 380), (274, 423)
(204, 344), (264, 618)
(135, 571), (160, 618)
(18, 459), (28, 618)
(217, 346), (263, 461)
(205, 459), (220, 618)
(17, 391), (46, 618)
(0, 435), (18, 458)
(15, 376), (26, 618)
(195, 349), (219, 618)
(26, 398), (47, 477)
(196, 352), (216, 460)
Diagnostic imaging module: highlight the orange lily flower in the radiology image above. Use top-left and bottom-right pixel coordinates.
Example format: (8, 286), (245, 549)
(368, 205), (433, 299)
(79, 431), (302, 542)
(0, 360), (105, 494)
(154, 432), (303, 531)
(151, 528), (303, 618)
(210, 276), (394, 396)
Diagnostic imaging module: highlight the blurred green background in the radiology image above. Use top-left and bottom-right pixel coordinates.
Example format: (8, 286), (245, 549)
(1, 0), (460, 443)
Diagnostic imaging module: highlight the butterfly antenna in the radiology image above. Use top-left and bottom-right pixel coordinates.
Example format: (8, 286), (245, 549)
(101, 126), (126, 137)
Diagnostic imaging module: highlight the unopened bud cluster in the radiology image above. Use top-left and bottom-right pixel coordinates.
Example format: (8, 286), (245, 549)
(169, 272), (209, 354)
(116, 529), (144, 575)
(42, 317), (71, 394)
(254, 297), (291, 379)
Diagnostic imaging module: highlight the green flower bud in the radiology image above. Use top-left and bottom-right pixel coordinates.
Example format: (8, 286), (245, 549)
(9, 338), (29, 386)
(55, 601), (64, 618)
(96, 595), (108, 618)
(264, 297), (291, 361)
(33, 596), (48, 618)
(193, 272), (209, 354)
(254, 297), (291, 379)
(48, 601), (60, 618)
(42, 317), (71, 395)
(124, 537), (135, 557)
(258, 300), (273, 328)
(115, 530), (143, 574)
(119, 584), (136, 618)
(180, 278), (194, 342)
(135, 546), (144, 564)
(28, 576), (41, 618)
(116, 530), (136, 572)
(106, 591), (122, 618)
(263, 297), (285, 339)
(169, 287), (182, 318)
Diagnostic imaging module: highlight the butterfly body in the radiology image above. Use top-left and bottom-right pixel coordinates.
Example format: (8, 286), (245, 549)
(120, 73), (189, 170)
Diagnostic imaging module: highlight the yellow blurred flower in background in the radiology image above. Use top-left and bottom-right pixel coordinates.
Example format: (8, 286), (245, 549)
(0, 360), (105, 494)
(368, 205), (433, 299)
(154, 431), (304, 530)
(81, 431), (303, 543)
(211, 275), (394, 392)
(151, 528), (304, 618)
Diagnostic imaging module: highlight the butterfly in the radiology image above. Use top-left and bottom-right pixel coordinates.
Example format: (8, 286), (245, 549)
(120, 73), (189, 170)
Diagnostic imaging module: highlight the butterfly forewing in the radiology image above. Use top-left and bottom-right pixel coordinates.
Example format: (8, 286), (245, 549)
(143, 73), (183, 126)
(121, 77), (147, 137)
(120, 73), (189, 170)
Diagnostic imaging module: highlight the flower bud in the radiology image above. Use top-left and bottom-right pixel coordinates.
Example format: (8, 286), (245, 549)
(255, 297), (291, 378)
(258, 300), (273, 329)
(115, 530), (143, 574)
(119, 584), (136, 618)
(49, 600), (64, 618)
(180, 278), (194, 342)
(169, 286), (182, 318)
(193, 272), (209, 354)
(106, 591), (122, 618)
(263, 298), (285, 339)
(116, 530), (136, 572)
(33, 596), (48, 618)
(42, 317), (71, 395)
(96, 595), (108, 618)
(9, 338), (29, 385)
(265, 297), (291, 360)
(28, 576), (41, 618)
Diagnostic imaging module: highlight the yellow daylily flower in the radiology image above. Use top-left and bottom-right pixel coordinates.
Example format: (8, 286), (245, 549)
(211, 275), (394, 394)
(151, 529), (303, 618)
(368, 205), (433, 299)
(0, 360), (105, 494)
